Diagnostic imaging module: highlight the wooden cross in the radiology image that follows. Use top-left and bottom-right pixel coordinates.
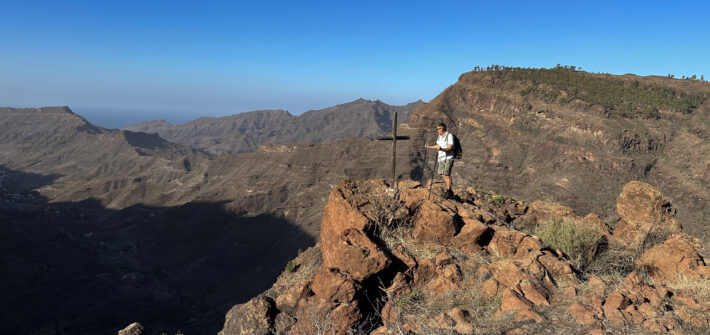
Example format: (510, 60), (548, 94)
(376, 112), (410, 189)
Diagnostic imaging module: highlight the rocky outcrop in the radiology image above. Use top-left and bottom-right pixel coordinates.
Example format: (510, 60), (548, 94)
(221, 179), (710, 335)
(612, 181), (682, 249)
(117, 323), (145, 335)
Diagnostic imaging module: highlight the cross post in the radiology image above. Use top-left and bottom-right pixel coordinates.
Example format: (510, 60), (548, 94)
(376, 112), (410, 189)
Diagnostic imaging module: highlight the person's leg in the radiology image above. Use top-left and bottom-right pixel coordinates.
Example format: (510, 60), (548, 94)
(443, 175), (451, 190)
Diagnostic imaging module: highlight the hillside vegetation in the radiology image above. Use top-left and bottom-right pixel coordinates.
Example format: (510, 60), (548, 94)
(478, 65), (708, 118)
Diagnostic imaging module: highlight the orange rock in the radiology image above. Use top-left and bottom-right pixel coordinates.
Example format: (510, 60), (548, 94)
(275, 279), (312, 314)
(526, 201), (577, 225)
(518, 279), (550, 306)
(320, 183), (371, 269)
(623, 271), (644, 288)
(569, 302), (601, 327)
(515, 308), (545, 322)
(489, 260), (531, 288)
(413, 258), (436, 285)
(220, 295), (277, 335)
(513, 236), (544, 260)
(451, 218), (494, 249)
(482, 278), (499, 297)
(311, 268), (360, 304)
(605, 292), (632, 310)
(637, 302), (658, 319)
(435, 250), (454, 266)
(442, 264), (463, 282)
(412, 200), (459, 244)
(446, 307), (474, 334)
(587, 329), (604, 335)
(642, 319), (667, 333)
(612, 181), (681, 249)
(391, 244), (417, 269)
(500, 288), (533, 312)
(324, 228), (391, 281)
(488, 227), (526, 257)
(291, 297), (361, 335)
(637, 235), (709, 283)
(370, 326), (396, 335)
(537, 250), (578, 283)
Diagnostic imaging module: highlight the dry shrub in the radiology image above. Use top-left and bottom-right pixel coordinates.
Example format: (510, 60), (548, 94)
(536, 218), (602, 269)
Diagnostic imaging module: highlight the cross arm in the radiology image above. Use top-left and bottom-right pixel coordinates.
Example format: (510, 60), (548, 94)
(376, 136), (410, 141)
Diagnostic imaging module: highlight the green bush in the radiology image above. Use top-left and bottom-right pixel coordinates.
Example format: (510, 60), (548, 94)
(284, 260), (296, 274)
(535, 218), (601, 268)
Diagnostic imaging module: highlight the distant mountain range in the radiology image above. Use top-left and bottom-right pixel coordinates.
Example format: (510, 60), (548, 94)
(123, 98), (424, 155)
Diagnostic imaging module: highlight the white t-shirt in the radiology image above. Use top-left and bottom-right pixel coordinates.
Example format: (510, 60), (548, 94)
(437, 131), (455, 162)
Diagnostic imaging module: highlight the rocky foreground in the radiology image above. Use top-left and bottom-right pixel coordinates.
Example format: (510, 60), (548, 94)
(216, 179), (709, 335)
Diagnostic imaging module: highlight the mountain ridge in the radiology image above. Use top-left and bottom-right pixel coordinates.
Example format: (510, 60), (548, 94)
(123, 99), (424, 155)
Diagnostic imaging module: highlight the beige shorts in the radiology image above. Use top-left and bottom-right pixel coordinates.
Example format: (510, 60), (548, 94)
(438, 159), (454, 176)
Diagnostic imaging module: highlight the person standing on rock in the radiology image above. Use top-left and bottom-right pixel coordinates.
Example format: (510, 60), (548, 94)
(426, 123), (455, 198)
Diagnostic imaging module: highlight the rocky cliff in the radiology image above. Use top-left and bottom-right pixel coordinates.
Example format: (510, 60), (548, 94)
(220, 179), (710, 335)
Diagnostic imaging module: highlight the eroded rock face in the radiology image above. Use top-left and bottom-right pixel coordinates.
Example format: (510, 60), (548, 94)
(219, 295), (277, 335)
(613, 181), (682, 249)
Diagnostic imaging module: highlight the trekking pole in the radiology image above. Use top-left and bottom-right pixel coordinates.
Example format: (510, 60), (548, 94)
(427, 143), (438, 200)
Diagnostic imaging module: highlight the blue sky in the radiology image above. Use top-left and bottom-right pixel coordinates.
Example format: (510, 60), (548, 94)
(1, 1), (708, 128)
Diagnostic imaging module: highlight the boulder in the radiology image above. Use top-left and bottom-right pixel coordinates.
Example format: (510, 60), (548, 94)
(324, 228), (391, 281)
(311, 268), (361, 304)
(636, 235), (709, 283)
(220, 295), (277, 335)
(612, 181), (681, 249)
(487, 227), (526, 257)
(413, 200), (459, 244)
(451, 218), (494, 250)
(320, 183), (372, 266)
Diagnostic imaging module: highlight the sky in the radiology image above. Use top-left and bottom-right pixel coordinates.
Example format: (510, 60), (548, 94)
(1, 0), (709, 128)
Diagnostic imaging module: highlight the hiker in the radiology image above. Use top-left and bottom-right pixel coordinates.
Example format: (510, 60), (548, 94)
(425, 122), (455, 198)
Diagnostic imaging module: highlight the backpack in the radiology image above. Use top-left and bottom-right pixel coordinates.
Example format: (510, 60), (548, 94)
(447, 133), (463, 159)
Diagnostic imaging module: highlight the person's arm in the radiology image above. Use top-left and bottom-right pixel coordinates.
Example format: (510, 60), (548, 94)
(440, 134), (453, 152)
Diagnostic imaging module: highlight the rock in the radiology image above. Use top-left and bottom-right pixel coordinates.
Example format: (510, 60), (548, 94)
(487, 227), (527, 257)
(518, 279), (550, 306)
(274, 313), (296, 334)
(434, 308), (474, 333)
(311, 268), (361, 304)
(413, 200), (459, 244)
(637, 235), (709, 283)
(324, 228), (391, 281)
(391, 244), (417, 269)
(515, 308), (545, 322)
(320, 183), (371, 270)
(537, 250), (577, 283)
(370, 325), (397, 335)
(220, 295), (277, 335)
(587, 329), (604, 335)
(605, 292), (632, 310)
(482, 278), (499, 297)
(612, 181), (681, 249)
(451, 218), (494, 249)
(500, 288), (533, 312)
(435, 250), (454, 266)
(489, 260), (530, 288)
(118, 322), (144, 335)
(275, 279), (312, 314)
(569, 303), (601, 327)
(413, 258), (436, 285)
(526, 201), (577, 224)
(291, 297), (361, 335)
